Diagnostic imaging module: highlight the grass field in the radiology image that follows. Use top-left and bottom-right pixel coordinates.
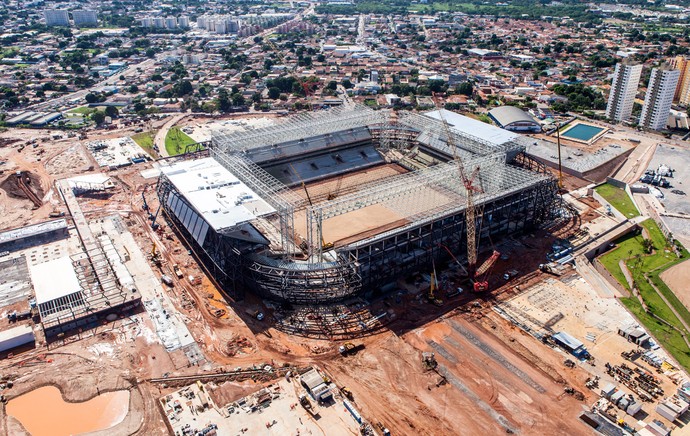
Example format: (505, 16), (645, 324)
(68, 106), (96, 115)
(165, 127), (196, 156)
(594, 183), (639, 218)
(600, 218), (690, 369)
(131, 131), (157, 156)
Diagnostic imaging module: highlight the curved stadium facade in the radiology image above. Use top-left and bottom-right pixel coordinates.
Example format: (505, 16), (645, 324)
(157, 106), (559, 304)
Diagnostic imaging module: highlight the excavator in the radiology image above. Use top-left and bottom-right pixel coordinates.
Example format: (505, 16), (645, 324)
(150, 242), (162, 267)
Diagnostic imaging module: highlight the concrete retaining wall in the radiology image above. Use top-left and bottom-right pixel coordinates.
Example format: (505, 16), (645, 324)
(593, 258), (629, 296)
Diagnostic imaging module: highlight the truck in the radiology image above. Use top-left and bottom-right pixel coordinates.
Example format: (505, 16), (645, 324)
(244, 308), (265, 321)
(339, 342), (365, 356)
(539, 263), (566, 277)
(503, 270), (519, 280)
(173, 264), (183, 279)
(161, 275), (174, 287)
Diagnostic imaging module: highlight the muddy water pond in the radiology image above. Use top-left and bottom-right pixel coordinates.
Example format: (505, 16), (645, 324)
(6, 385), (130, 436)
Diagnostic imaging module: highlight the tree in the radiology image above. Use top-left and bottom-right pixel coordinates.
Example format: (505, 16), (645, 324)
(455, 82), (473, 96)
(104, 106), (119, 118)
(231, 93), (246, 107)
(217, 88), (231, 112)
(342, 79), (353, 89)
(268, 87), (281, 99)
(91, 110), (106, 125)
(85, 93), (98, 103)
(129, 85), (139, 93)
(174, 80), (193, 97)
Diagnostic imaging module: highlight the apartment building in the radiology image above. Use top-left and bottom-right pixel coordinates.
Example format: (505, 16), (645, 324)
(640, 66), (680, 130)
(606, 62), (643, 122)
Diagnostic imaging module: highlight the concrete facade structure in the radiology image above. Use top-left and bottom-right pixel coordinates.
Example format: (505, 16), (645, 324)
(640, 66), (680, 131)
(606, 62), (643, 122)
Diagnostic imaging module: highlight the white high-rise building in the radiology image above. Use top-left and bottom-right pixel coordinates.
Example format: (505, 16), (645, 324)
(640, 66), (680, 131)
(72, 10), (98, 27)
(178, 16), (190, 28)
(606, 62), (643, 122)
(44, 9), (69, 26)
(165, 16), (178, 29)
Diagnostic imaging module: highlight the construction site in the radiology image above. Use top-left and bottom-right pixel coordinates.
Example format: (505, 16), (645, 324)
(157, 106), (561, 308)
(3, 105), (690, 436)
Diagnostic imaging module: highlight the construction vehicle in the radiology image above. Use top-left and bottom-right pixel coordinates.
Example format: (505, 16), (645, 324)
(299, 394), (319, 416)
(173, 264), (183, 279)
(161, 275), (174, 287)
(339, 342), (365, 356)
(376, 422), (391, 436)
(427, 260), (444, 306)
(503, 269), (519, 280)
(433, 101), (499, 292)
(245, 308), (265, 321)
(422, 352), (437, 370)
(340, 386), (354, 400)
(150, 243), (162, 267)
(48, 209), (65, 218)
(539, 262), (567, 276)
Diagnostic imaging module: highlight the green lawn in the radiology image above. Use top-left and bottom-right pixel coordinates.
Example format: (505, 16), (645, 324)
(600, 218), (690, 370)
(164, 126), (196, 156)
(131, 131), (157, 156)
(67, 106), (96, 115)
(621, 297), (690, 370)
(594, 183), (639, 218)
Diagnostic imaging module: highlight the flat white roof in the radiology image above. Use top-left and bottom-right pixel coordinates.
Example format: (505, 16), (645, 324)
(0, 324), (34, 343)
(161, 157), (276, 231)
(30, 257), (82, 305)
(424, 109), (519, 147)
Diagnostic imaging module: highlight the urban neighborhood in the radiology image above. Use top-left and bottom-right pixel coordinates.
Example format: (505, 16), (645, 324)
(2, 0), (690, 435)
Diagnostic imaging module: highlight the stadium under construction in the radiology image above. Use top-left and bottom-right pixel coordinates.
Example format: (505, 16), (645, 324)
(157, 106), (561, 304)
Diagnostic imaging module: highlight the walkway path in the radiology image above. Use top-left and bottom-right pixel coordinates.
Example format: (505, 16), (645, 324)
(154, 114), (186, 158)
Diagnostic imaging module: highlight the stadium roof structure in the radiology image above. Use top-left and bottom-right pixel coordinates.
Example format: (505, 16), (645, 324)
(488, 106), (541, 130)
(424, 109), (520, 148)
(160, 157), (277, 232)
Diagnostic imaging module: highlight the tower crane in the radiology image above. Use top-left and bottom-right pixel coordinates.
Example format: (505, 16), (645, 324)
(433, 97), (499, 292)
(263, 36), (318, 109)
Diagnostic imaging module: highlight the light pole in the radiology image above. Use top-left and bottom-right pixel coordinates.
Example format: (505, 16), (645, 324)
(546, 121), (564, 190)
(555, 121), (563, 190)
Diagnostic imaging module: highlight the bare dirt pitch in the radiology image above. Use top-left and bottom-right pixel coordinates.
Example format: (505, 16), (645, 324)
(660, 258), (690, 310)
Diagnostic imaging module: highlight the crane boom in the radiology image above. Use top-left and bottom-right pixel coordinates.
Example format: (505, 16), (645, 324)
(434, 103), (479, 272)
(433, 97), (496, 292)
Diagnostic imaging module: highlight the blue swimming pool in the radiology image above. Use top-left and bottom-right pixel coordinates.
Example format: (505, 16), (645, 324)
(560, 124), (605, 142)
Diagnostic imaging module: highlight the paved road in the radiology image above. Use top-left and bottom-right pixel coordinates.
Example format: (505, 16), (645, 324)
(28, 58), (156, 112)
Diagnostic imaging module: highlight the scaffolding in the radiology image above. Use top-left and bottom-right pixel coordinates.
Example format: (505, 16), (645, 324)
(210, 148), (302, 258)
(212, 105), (389, 154)
(158, 106), (561, 304)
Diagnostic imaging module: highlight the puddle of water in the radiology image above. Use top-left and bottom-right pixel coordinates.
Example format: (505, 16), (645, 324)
(6, 385), (130, 436)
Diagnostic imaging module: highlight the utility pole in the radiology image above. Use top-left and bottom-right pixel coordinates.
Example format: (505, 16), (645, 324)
(555, 122), (563, 189)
